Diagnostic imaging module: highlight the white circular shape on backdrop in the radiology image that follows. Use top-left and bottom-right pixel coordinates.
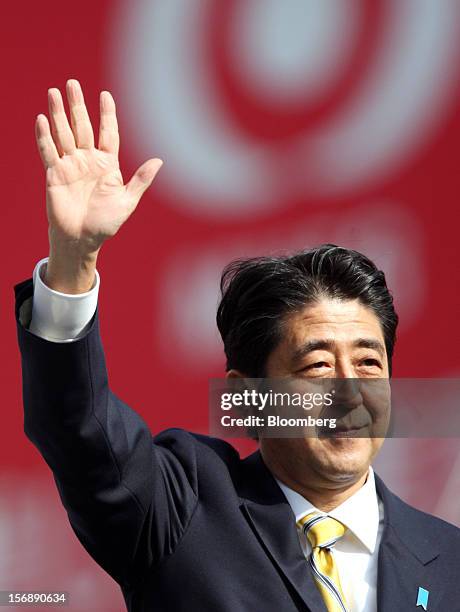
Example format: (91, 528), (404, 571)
(110, 0), (460, 217)
(230, 0), (361, 103)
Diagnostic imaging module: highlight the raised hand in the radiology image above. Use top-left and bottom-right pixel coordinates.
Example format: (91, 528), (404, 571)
(35, 79), (163, 293)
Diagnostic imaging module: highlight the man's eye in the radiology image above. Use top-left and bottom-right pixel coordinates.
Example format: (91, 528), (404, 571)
(307, 362), (328, 369)
(361, 359), (381, 367)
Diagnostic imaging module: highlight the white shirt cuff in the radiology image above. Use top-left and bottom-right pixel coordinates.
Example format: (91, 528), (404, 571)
(28, 257), (100, 343)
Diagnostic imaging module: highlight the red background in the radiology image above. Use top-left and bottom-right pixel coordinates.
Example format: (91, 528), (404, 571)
(2, 1), (460, 610)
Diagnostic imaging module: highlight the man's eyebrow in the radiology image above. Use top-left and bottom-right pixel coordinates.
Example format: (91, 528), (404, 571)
(291, 339), (336, 364)
(353, 338), (386, 357)
(291, 337), (386, 364)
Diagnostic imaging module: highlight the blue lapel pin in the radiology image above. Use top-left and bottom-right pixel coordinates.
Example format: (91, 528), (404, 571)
(416, 587), (429, 610)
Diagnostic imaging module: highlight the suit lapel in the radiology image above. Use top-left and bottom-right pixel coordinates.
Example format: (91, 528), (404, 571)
(239, 450), (327, 612)
(375, 474), (440, 611)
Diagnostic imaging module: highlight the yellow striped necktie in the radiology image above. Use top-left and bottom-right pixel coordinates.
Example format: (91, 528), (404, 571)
(297, 512), (348, 612)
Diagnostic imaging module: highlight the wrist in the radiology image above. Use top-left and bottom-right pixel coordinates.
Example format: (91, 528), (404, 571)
(45, 245), (99, 294)
(48, 225), (102, 259)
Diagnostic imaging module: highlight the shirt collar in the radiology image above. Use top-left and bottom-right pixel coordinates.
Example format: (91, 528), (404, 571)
(275, 466), (380, 554)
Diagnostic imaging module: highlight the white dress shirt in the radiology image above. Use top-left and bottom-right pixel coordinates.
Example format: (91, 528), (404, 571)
(27, 257), (385, 612)
(276, 467), (384, 612)
(28, 257), (100, 342)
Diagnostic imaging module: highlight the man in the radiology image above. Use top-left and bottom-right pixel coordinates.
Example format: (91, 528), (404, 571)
(15, 79), (460, 611)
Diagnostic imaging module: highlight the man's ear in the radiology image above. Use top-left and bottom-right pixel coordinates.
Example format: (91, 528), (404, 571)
(224, 369), (261, 441)
(225, 369), (247, 379)
(225, 369), (260, 399)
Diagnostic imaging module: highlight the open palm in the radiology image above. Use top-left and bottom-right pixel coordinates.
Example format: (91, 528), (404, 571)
(36, 79), (163, 255)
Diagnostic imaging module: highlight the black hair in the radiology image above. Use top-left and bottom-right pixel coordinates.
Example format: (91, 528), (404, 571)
(216, 243), (398, 377)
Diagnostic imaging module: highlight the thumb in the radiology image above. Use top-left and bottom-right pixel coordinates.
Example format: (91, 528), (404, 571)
(125, 158), (163, 208)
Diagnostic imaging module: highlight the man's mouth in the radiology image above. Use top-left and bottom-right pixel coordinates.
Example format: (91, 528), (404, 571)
(318, 423), (370, 438)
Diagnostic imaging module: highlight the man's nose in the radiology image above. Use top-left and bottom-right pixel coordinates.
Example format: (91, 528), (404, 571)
(332, 362), (362, 407)
(334, 360), (357, 380)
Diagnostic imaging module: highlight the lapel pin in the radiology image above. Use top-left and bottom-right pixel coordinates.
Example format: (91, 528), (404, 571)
(416, 587), (429, 610)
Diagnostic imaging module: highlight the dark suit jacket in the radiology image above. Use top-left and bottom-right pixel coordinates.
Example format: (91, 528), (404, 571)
(14, 277), (460, 611)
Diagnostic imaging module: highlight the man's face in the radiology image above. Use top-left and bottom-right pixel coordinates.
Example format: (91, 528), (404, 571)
(259, 297), (389, 487)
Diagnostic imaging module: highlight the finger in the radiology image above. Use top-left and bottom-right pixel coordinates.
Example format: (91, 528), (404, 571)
(98, 91), (119, 155)
(125, 159), (163, 210)
(48, 88), (76, 155)
(35, 114), (60, 168)
(66, 79), (94, 149)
